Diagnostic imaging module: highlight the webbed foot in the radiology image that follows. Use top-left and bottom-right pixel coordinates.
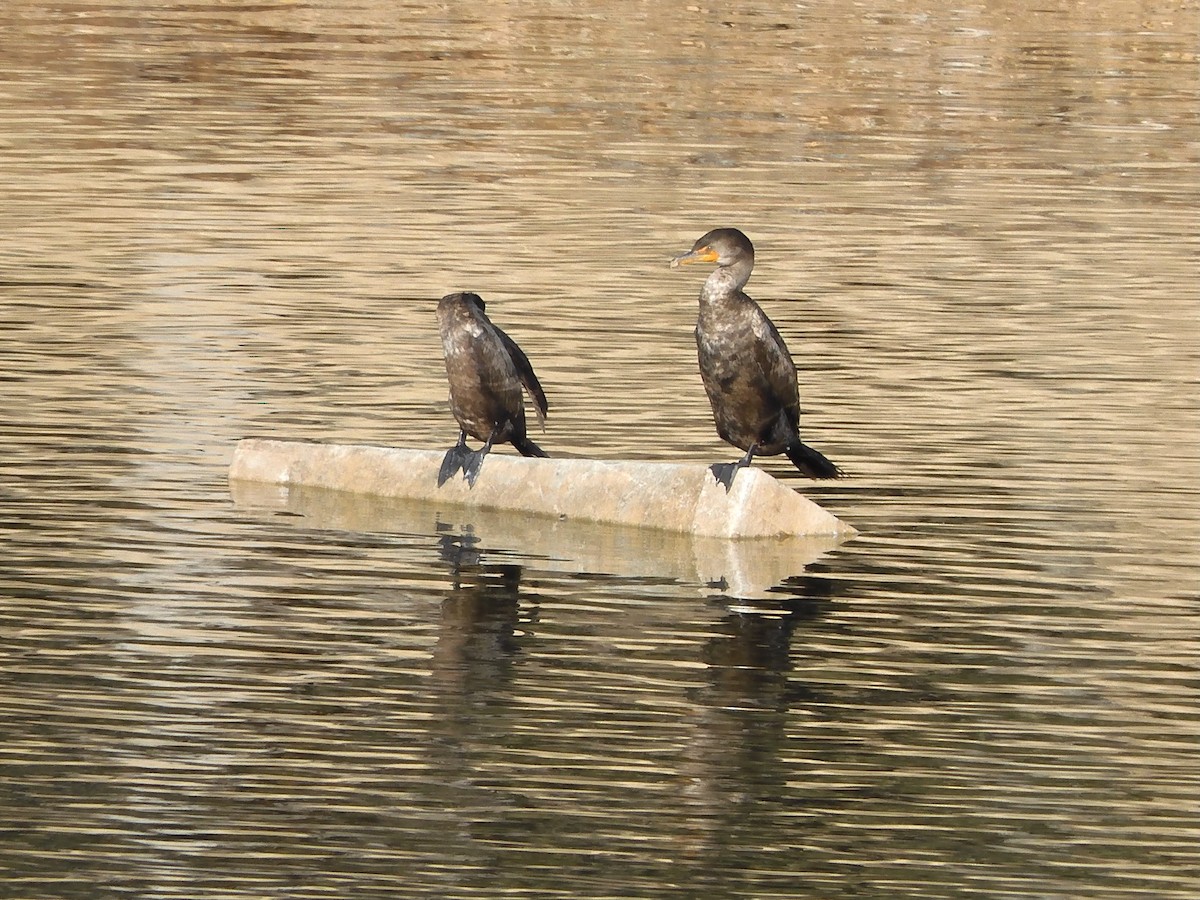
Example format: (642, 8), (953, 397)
(709, 444), (757, 492)
(709, 461), (741, 492)
(438, 444), (470, 486)
(463, 447), (490, 487)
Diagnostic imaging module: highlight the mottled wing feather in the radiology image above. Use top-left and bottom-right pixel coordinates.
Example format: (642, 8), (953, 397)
(749, 305), (801, 429)
(494, 325), (548, 427)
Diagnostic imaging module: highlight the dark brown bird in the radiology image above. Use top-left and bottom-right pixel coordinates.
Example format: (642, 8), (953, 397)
(671, 228), (842, 490)
(436, 292), (548, 487)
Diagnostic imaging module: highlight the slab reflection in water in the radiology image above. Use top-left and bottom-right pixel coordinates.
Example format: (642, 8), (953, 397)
(229, 479), (849, 601)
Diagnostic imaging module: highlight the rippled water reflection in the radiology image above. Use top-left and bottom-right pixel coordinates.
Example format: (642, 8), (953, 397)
(2, 1), (1198, 897)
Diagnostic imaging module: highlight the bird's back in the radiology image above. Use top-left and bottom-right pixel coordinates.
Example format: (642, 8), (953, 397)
(437, 295), (525, 442)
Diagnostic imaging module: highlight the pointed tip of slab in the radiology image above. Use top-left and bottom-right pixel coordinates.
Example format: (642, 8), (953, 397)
(230, 439), (857, 539)
(692, 464), (855, 538)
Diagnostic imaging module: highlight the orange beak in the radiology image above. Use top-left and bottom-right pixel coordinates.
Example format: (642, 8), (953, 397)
(670, 246), (719, 268)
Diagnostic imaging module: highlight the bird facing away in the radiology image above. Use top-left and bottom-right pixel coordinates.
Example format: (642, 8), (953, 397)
(436, 292), (549, 487)
(670, 227), (843, 490)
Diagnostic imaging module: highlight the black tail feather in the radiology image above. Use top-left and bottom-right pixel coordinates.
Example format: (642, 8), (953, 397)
(512, 435), (548, 458)
(785, 441), (843, 479)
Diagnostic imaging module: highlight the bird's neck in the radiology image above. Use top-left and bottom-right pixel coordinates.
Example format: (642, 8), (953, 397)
(701, 262), (752, 304)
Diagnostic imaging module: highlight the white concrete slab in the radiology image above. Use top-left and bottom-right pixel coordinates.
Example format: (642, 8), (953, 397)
(229, 438), (857, 539)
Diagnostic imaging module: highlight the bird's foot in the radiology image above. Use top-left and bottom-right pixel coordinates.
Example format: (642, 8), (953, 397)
(463, 448), (490, 488)
(709, 461), (742, 492)
(438, 445), (469, 486)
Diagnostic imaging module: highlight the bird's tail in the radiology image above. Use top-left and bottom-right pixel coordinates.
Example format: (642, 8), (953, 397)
(513, 435), (549, 458)
(785, 441), (843, 479)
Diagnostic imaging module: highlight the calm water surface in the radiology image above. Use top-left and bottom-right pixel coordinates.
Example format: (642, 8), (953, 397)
(2, 1), (1198, 898)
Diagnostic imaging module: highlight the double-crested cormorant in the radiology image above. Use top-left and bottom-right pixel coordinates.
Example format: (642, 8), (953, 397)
(436, 292), (548, 487)
(671, 228), (843, 490)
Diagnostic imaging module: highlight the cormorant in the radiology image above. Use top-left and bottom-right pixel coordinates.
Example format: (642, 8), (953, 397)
(671, 227), (843, 490)
(436, 292), (548, 487)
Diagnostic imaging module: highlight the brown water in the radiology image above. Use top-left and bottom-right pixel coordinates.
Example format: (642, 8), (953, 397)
(2, 2), (1198, 898)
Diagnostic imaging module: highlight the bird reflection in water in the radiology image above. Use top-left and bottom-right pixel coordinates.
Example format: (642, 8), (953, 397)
(677, 576), (837, 864)
(423, 524), (538, 857)
(430, 524), (536, 699)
